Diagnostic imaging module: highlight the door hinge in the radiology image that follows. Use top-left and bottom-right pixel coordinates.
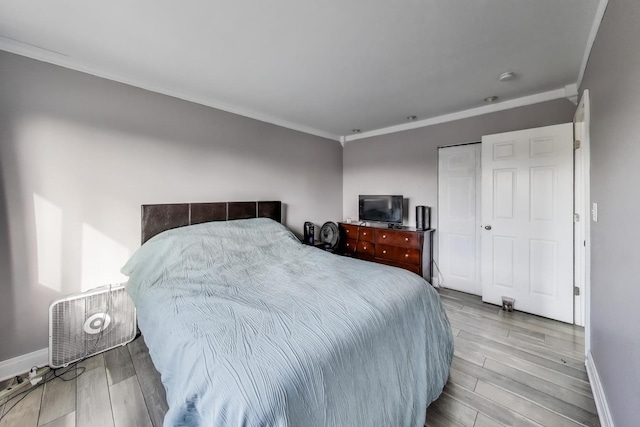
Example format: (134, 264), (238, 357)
(574, 286), (580, 296)
(574, 140), (581, 149)
(574, 213), (580, 223)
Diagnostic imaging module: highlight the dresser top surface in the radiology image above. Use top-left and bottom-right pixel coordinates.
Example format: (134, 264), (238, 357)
(339, 222), (434, 233)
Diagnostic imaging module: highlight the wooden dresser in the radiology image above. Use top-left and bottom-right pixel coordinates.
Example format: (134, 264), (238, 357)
(338, 222), (434, 280)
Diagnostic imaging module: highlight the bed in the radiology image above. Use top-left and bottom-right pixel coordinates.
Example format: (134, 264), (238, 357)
(122, 201), (453, 427)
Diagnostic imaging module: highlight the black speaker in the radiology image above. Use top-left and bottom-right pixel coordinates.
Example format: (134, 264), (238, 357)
(416, 206), (430, 230)
(303, 222), (314, 245)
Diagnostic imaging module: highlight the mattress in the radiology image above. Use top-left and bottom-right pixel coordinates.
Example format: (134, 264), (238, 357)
(122, 218), (453, 426)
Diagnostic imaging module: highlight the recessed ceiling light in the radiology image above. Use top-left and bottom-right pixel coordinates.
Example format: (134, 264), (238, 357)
(499, 71), (516, 82)
(484, 96), (498, 103)
(352, 129), (361, 133)
(406, 115), (417, 121)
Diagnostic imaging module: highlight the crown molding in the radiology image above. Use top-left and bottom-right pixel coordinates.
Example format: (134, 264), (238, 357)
(0, 37), (341, 143)
(577, 0), (609, 88)
(343, 86), (577, 143)
(565, 83), (579, 105)
(1, 16), (598, 147)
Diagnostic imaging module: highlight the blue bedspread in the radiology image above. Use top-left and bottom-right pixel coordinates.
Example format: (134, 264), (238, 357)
(122, 218), (453, 427)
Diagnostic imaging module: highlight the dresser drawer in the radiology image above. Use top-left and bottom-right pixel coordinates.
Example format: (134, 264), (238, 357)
(376, 244), (421, 265)
(343, 238), (358, 253)
(358, 227), (374, 242)
(374, 229), (421, 248)
(374, 258), (421, 274)
(356, 240), (375, 256)
(341, 224), (359, 240)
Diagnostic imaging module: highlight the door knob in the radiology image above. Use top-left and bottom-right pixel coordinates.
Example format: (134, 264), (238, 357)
(485, 225), (492, 230)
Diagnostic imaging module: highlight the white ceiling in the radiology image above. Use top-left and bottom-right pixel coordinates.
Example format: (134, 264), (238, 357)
(0, 0), (602, 141)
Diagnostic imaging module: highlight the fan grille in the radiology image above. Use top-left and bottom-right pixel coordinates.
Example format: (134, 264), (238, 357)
(319, 222), (340, 248)
(49, 285), (136, 368)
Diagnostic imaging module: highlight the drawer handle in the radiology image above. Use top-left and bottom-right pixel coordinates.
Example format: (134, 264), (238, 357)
(405, 253), (409, 258)
(382, 250), (387, 254)
(363, 232), (367, 236)
(346, 243), (350, 247)
(363, 246), (367, 250)
(405, 237), (409, 242)
(382, 234), (387, 239)
(346, 230), (350, 233)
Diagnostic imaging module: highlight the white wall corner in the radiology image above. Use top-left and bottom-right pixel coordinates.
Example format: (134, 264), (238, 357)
(565, 83), (579, 105)
(586, 351), (615, 427)
(0, 348), (49, 382)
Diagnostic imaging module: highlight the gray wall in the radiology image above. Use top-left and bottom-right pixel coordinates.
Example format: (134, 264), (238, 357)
(0, 51), (343, 361)
(579, 0), (640, 423)
(343, 99), (576, 237)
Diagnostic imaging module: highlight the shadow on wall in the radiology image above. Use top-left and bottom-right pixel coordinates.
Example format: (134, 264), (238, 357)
(0, 110), (229, 360)
(0, 50), (342, 361)
(0, 156), (17, 359)
(0, 118), (133, 360)
(0, 49), (343, 362)
(1, 109), (273, 361)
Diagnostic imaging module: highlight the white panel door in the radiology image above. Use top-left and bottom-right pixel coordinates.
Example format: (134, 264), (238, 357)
(481, 123), (574, 323)
(438, 144), (481, 295)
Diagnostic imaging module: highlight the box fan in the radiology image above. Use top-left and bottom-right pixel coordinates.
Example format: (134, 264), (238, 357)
(48, 284), (136, 368)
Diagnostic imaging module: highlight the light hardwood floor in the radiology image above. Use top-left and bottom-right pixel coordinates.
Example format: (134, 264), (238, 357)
(0, 288), (599, 427)
(426, 288), (598, 427)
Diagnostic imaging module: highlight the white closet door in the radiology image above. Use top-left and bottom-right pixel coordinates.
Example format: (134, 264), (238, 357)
(438, 144), (481, 295)
(481, 123), (574, 323)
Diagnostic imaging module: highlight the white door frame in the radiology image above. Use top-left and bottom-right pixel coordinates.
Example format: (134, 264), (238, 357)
(574, 90), (591, 352)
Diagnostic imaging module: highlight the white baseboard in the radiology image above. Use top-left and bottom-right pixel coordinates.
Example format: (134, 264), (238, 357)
(0, 348), (48, 382)
(586, 351), (615, 427)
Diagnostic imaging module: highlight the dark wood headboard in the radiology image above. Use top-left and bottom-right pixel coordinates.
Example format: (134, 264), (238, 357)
(141, 201), (282, 244)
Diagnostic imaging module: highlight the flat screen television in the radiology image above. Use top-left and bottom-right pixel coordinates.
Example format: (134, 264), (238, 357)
(359, 195), (403, 224)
